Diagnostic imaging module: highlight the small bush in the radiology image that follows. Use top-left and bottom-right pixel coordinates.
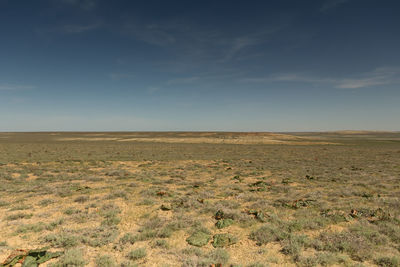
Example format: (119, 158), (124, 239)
(151, 239), (169, 249)
(74, 195), (89, 203)
(209, 248), (230, 264)
(44, 232), (79, 248)
(127, 248), (146, 261)
(63, 208), (81, 215)
(312, 230), (373, 261)
(95, 254), (116, 267)
(38, 199), (55, 207)
(281, 234), (310, 260)
(250, 224), (289, 245)
(6, 212), (33, 221)
(375, 256), (400, 267)
(105, 190), (128, 200)
(9, 204), (32, 211)
(81, 226), (119, 247)
(119, 233), (136, 245)
(51, 248), (86, 267)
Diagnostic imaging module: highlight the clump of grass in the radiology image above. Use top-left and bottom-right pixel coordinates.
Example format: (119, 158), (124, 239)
(15, 222), (42, 233)
(38, 199), (55, 207)
(281, 234), (310, 260)
(71, 211), (93, 224)
(249, 224), (289, 245)
(374, 256), (400, 267)
(105, 190), (128, 200)
(6, 212), (33, 221)
(9, 204), (32, 211)
(81, 226), (119, 247)
(46, 218), (65, 230)
(100, 204), (121, 226)
(119, 233), (136, 245)
(297, 252), (353, 267)
(74, 195), (89, 203)
(208, 248), (230, 265)
(247, 263), (268, 267)
(63, 207), (81, 215)
(43, 232), (80, 248)
(105, 170), (130, 177)
(50, 248), (86, 267)
(151, 239), (169, 249)
(95, 254), (116, 267)
(311, 229), (381, 261)
(133, 216), (181, 241)
(127, 248), (146, 261)
(137, 198), (154, 206)
(181, 247), (230, 266)
(120, 261), (138, 267)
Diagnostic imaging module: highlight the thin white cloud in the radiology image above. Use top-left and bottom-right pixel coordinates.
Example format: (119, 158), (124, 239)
(120, 19), (286, 64)
(223, 37), (259, 61)
(242, 67), (400, 89)
(220, 26), (284, 61)
(336, 67), (400, 88)
(241, 74), (333, 84)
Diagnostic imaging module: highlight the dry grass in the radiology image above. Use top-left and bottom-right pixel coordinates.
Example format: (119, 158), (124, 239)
(0, 132), (399, 266)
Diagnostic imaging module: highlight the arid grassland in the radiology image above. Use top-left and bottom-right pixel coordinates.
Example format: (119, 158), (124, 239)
(0, 132), (399, 267)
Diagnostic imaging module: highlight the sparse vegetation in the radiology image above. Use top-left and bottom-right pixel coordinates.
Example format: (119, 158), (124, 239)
(127, 248), (147, 261)
(0, 132), (399, 266)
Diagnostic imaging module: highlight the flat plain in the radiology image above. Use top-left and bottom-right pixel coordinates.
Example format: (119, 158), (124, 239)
(0, 132), (399, 267)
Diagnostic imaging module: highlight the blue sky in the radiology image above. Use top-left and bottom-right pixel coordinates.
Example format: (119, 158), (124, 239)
(1, 0), (399, 131)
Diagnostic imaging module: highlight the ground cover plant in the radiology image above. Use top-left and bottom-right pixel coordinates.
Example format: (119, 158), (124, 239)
(0, 132), (399, 266)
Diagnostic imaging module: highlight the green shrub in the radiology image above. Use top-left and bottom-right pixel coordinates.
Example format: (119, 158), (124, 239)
(249, 224), (289, 245)
(6, 212), (33, 221)
(43, 232), (79, 248)
(375, 256), (400, 267)
(74, 195), (89, 203)
(39, 199), (55, 206)
(50, 248), (86, 267)
(95, 254), (116, 267)
(127, 248), (146, 261)
(281, 234), (310, 260)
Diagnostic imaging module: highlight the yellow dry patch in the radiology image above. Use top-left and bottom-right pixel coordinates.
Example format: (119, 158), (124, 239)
(55, 133), (337, 145)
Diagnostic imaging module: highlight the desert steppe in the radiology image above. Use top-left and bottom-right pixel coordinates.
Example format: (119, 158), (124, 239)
(0, 132), (399, 266)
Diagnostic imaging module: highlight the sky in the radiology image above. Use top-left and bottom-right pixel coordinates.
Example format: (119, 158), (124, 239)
(1, 0), (399, 131)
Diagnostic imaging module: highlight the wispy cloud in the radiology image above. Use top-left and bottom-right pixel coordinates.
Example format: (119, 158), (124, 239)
(221, 27), (283, 61)
(120, 19), (286, 64)
(320, 0), (350, 12)
(336, 67), (400, 88)
(0, 84), (35, 91)
(242, 73), (333, 84)
(242, 67), (400, 89)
